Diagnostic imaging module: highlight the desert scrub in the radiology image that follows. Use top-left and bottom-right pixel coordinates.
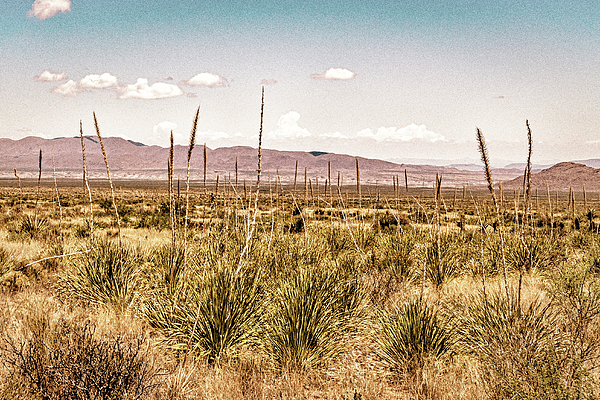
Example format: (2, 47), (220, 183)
(2, 315), (157, 400)
(262, 265), (365, 370)
(58, 239), (141, 313)
(546, 262), (600, 391)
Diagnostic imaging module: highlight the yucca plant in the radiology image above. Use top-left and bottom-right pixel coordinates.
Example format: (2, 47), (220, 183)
(58, 239), (140, 313)
(0, 247), (12, 275)
(263, 266), (364, 370)
(18, 214), (48, 239)
(376, 299), (453, 375)
(145, 243), (188, 296)
(425, 234), (460, 290)
(143, 258), (263, 364)
(506, 235), (555, 273)
(375, 232), (415, 279)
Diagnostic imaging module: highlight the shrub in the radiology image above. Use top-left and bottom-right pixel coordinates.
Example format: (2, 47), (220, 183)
(2, 317), (157, 400)
(456, 289), (593, 399)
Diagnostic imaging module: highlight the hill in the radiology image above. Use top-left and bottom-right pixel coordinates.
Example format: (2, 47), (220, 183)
(504, 162), (600, 191)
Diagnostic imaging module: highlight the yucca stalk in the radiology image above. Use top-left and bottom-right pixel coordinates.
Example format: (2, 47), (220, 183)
(168, 131), (176, 261)
(293, 159), (298, 195)
(51, 150), (63, 241)
(434, 173), (443, 293)
(13, 168), (22, 212)
(499, 180), (504, 211)
(215, 173), (219, 197)
(522, 120), (533, 233)
(203, 143), (207, 189)
(476, 127), (510, 303)
(184, 106), (199, 271)
(356, 158), (361, 208)
(518, 121), (533, 311)
(34, 149), (42, 219)
(13, 168), (21, 194)
(238, 86), (264, 267)
(328, 158), (332, 202)
(79, 121), (93, 245)
(405, 169), (408, 192)
(304, 166), (308, 206)
(235, 156), (238, 188)
(94, 113), (121, 250)
(547, 182), (554, 239)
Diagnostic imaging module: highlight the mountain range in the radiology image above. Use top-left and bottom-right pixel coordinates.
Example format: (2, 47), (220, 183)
(1, 136), (598, 191)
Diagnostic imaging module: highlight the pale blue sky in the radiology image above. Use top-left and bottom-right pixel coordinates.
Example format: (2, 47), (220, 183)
(2, 1), (600, 165)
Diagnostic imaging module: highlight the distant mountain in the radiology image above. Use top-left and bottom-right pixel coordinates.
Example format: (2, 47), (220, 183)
(571, 159), (600, 169)
(0, 136), (524, 186)
(505, 162), (600, 191)
(502, 163), (554, 173)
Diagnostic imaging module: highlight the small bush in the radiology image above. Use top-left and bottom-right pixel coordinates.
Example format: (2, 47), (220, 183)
(3, 317), (157, 400)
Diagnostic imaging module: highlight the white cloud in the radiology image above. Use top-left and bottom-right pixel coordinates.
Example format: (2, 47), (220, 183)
(183, 73), (227, 88)
(311, 68), (356, 80)
(27, 0), (71, 20)
(260, 79), (277, 85)
(271, 111), (311, 138)
(321, 131), (349, 139)
(357, 124), (445, 142)
(117, 78), (184, 100)
(34, 70), (66, 82)
(52, 80), (80, 97)
(154, 121), (177, 134)
(148, 121), (184, 145)
(80, 73), (118, 89)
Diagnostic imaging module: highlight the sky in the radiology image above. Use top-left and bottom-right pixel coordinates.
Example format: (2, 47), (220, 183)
(2, 0), (600, 166)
